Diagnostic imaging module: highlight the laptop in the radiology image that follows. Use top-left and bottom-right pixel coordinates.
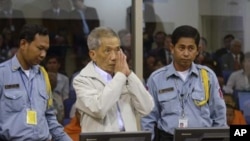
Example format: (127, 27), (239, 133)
(174, 127), (230, 141)
(79, 131), (151, 141)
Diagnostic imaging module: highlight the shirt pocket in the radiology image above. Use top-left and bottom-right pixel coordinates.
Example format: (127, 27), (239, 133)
(191, 89), (210, 117)
(3, 90), (25, 112)
(158, 91), (178, 114)
(191, 87), (207, 106)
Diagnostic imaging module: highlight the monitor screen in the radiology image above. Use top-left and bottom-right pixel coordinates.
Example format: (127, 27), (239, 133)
(174, 127), (230, 141)
(236, 91), (250, 124)
(79, 131), (151, 141)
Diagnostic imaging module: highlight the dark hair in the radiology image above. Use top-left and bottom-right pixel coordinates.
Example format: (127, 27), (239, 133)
(223, 34), (235, 41)
(226, 104), (235, 110)
(154, 31), (167, 38)
(171, 25), (200, 47)
(45, 54), (61, 65)
(18, 24), (49, 45)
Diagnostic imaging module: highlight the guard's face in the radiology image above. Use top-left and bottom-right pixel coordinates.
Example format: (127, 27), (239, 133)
(20, 34), (49, 67)
(170, 37), (198, 71)
(89, 37), (120, 75)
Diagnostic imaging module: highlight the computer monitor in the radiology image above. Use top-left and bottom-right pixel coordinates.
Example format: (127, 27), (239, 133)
(174, 127), (230, 141)
(79, 131), (151, 141)
(236, 91), (250, 124)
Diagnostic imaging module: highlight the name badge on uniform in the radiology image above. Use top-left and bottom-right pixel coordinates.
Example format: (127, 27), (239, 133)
(178, 117), (188, 128)
(4, 84), (19, 89)
(158, 87), (174, 94)
(26, 109), (37, 125)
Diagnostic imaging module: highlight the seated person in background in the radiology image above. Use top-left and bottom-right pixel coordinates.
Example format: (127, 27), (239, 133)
(220, 39), (244, 72)
(45, 54), (69, 100)
(202, 57), (227, 93)
(224, 52), (250, 93)
(226, 104), (246, 125)
(64, 105), (81, 141)
(48, 71), (64, 124)
(195, 37), (212, 64)
(224, 94), (247, 125)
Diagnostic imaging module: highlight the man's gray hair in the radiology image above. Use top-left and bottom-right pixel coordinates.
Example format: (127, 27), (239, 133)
(230, 39), (241, 48)
(87, 26), (119, 50)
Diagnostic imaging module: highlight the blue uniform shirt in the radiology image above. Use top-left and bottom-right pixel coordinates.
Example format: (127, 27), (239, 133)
(0, 56), (71, 141)
(141, 62), (227, 138)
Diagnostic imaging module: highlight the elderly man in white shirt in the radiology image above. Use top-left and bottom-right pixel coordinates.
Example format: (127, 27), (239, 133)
(224, 52), (250, 93)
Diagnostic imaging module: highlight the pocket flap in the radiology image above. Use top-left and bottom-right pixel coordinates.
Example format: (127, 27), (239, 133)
(39, 89), (49, 100)
(192, 88), (205, 101)
(4, 90), (25, 99)
(158, 91), (177, 102)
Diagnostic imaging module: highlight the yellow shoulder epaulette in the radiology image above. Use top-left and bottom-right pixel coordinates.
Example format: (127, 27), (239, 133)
(40, 66), (53, 108)
(194, 68), (210, 106)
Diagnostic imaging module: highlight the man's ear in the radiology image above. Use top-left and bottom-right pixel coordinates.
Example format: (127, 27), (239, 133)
(89, 50), (96, 61)
(19, 39), (27, 49)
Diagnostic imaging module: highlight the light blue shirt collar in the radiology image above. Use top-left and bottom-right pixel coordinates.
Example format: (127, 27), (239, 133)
(11, 55), (40, 73)
(93, 63), (112, 83)
(165, 62), (199, 79)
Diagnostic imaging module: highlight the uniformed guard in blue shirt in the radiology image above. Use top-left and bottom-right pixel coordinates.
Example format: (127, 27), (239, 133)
(141, 25), (227, 141)
(0, 24), (72, 141)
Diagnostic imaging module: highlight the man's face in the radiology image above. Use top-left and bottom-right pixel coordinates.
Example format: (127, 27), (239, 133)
(226, 107), (235, 125)
(224, 37), (234, 49)
(89, 37), (120, 75)
(155, 33), (165, 47)
(73, 0), (84, 9)
(46, 58), (61, 73)
(230, 41), (241, 55)
(21, 34), (49, 67)
(170, 37), (198, 71)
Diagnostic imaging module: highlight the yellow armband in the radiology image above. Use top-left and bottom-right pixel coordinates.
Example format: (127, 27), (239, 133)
(40, 66), (53, 108)
(194, 68), (210, 106)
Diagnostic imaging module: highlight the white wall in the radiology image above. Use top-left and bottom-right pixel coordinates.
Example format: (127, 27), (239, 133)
(85, 0), (131, 33)
(199, 0), (246, 16)
(199, 0), (250, 52)
(153, 0), (199, 34)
